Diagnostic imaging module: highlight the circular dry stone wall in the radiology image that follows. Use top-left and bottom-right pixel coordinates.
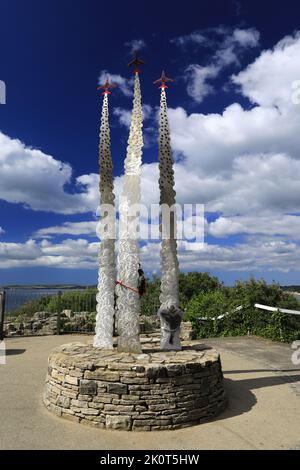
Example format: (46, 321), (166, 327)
(44, 342), (227, 431)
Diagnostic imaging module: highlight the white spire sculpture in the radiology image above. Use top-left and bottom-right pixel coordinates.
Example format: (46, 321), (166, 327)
(116, 58), (144, 353)
(94, 80), (117, 349)
(155, 71), (183, 351)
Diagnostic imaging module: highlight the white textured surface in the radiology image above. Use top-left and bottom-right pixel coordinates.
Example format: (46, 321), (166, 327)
(94, 93), (116, 349)
(116, 73), (144, 353)
(158, 88), (182, 350)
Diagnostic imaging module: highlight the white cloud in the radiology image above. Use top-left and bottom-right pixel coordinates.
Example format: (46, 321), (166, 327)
(232, 32), (300, 109)
(0, 238), (98, 269)
(159, 32), (300, 219)
(142, 237), (300, 274)
(0, 227), (4, 235)
(34, 221), (97, 238)
(1, 235), (299, 274)
(172, 25), (260, 52)
(113, 107), (132, 127)
(0, 131), (99, 214)
(124, 38), (146, 54)
(173, 26), (260, 102)
(208, 214), (300, 239)
(170, 31), (207, 47)
(232, 27), (260, 48)
(98, 70), (133, 97)
(185, 65), (219, 103)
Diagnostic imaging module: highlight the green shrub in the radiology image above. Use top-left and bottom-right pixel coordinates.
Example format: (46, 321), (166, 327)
(185, 277), (300, 342)
(179, 272), (223, 309)
(185, 290), (229, 337)
(7, 274), (300, 343)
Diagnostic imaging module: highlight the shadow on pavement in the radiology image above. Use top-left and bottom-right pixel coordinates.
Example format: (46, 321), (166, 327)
(232, 373), (300, 389)
(215, 372), (300, 421)
(5, 349), (26, 356)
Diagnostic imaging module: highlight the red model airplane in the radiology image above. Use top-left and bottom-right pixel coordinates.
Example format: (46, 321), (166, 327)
(127, 51), (145, 73)
(97, 78), (117, 95)
(153, 70), (174, 89)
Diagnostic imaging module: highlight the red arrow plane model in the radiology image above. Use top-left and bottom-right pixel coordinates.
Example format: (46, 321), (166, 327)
(97, 78), (117, 95)
(153, 70), (174, 89)
(127, 51), (145, 73)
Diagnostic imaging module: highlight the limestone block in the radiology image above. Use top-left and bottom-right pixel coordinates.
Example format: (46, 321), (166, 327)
(106, 415), (132, 431)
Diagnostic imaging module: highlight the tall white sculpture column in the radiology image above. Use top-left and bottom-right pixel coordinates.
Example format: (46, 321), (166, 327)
(156, 75), (183, 350)
(116, 71), (144, 353)
(94, 86), (116, 349)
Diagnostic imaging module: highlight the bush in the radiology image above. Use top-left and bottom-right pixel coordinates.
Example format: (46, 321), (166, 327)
(179, 272), (223, 309)
(9, 295), (53, 319)
(140, 271), (222, 315)
(46, 288), (97, 313)
(185, 290), (229, 337)
(7, 274), (300, 343)
(185, 277), (300, 342)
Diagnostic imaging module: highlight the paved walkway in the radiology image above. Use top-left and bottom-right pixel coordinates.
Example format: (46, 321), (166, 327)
(0, 335), (300, 450)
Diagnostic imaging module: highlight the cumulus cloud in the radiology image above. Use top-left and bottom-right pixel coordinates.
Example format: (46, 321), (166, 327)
(113, 107), (132, 128)
(185, 64), (219, 102)
(0, 131), (99, 214)
(161, 32), (300, 217)
(141, 237), (300, 274)
(208, 214), (300, 239)
(232, 32), (300, 110)
(0, 227), (4, 235)
(34, 221), (97, 238)
(0, 238), (98, 269)
(124, 38), (146, 54)
(1, 235), (299, 274)
(173, 26), (260, 102)
(98, 70), (133, 97)
(172, 25), (260, 53)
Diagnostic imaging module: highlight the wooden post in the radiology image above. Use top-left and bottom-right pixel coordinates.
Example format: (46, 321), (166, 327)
(0, 291), (6, 341)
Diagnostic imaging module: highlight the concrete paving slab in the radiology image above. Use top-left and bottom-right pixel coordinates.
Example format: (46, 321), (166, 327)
(0, 335), (300, 450)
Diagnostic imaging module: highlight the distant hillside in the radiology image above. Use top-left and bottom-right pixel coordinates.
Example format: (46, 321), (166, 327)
(281, 286), (300, 292)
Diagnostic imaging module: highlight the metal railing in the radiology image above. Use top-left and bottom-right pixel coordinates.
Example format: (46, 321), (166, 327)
(0, 291), (6, 340)
(1, 287), (159, 337)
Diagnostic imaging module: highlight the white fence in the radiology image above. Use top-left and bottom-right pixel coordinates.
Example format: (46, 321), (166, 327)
(198, 305), (243, 321)
(198, 303), (300, 321)
(254, 303), (300, 316)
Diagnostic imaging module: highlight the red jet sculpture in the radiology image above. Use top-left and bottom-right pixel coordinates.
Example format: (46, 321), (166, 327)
(153, 70), (174, 89)
(127, 51), (145, 73)
(97, 78), (117, 95)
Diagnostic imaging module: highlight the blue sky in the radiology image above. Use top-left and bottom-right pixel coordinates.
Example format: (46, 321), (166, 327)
(1, 0), (300, 285)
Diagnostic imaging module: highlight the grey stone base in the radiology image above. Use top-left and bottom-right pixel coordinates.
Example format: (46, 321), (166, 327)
(43, 341), (227, 431)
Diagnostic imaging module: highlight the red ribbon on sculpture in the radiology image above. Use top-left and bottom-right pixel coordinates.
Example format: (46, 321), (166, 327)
(116, 280), (139, 294)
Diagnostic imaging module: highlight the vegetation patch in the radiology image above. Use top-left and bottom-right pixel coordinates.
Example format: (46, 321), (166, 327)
(6, 274), (300, 342)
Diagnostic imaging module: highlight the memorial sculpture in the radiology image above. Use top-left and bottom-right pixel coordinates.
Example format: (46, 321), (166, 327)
(43, 58), (228, 431)
(94, 61), (184, 352)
